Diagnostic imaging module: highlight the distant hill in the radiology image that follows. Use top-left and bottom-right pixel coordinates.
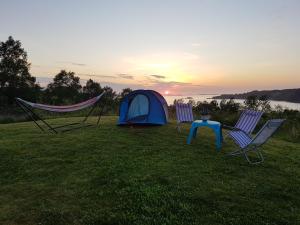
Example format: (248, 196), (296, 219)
(213, 88), (300, 103)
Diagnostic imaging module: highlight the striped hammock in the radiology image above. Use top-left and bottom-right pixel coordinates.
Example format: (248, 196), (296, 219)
(16, 92), (105, 113)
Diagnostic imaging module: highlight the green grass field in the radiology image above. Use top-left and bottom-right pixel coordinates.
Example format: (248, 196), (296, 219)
(0, 116), (299, 225)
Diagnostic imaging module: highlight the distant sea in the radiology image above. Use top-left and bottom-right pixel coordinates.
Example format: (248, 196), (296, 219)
(163, 94), (300, 111)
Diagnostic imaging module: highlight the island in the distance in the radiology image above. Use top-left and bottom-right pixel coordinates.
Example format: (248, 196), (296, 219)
(212, 88), (300, 103)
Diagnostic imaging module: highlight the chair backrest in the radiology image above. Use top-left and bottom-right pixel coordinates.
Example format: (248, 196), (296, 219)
(251, 119), (285, 146)
(176, 103), (194, 122)
(235, 110), (263, 134)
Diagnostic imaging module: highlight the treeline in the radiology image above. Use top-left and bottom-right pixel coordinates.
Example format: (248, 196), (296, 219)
(213, 88), (300, 103)
(0, 36), (131, 110)
(172, 95), (300, 126)
(169, 97), (300, 142)
(173, 95), (273, 113)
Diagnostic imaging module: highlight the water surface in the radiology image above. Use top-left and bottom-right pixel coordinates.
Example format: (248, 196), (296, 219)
(163, 95), (300, 111)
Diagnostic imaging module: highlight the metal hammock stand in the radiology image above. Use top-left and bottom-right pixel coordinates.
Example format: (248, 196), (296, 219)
(15, 92), (106, 133)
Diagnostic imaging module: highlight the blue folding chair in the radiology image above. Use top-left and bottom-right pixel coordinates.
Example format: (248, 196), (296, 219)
(223, 109), (263, 142)
(175, 103), (194, 132)
(228, 119), (285, 164)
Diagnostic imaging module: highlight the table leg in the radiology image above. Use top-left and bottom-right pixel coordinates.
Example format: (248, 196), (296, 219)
(220, 126), (224, 142)
(213, 127), (222, 150)
(192, 127), (198, 138)
(187, 126), (195, 144)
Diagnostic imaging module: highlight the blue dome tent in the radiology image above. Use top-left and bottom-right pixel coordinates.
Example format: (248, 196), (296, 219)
(118, 90), (168, 125)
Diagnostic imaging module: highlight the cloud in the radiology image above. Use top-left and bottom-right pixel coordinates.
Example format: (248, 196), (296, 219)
(118, 74), (134, 80)
(80, 73), (136, 80)
(191, 43), (202, 47)
(141, 76), (190, 86)
(135, 77), (223, 95)
(56, 61), (86, 66)
(97, 81), (142, 91)
(149, 74), (166, 79)
(79, 74), (116, 79)
(165, 81), (191, 85)
(191, 42), (210, 48)
(71, 62), (86, 66)
(35, 74), (224, 95)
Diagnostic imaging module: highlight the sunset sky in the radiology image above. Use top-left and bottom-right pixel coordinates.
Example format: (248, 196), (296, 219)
(1, 0), (299, 95)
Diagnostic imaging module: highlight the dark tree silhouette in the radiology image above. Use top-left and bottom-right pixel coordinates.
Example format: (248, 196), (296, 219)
(220, 98), (240, 112)
(102, 86), (117, 102)
(258, 95), (271, 112)
(45, 70), (82, 104)
(119, 88), (133, 99)
(83, 79), (103, 98)
(244, 95), (259, 110)
(0, 36), (40, 105)
(100, 86), (118, 113)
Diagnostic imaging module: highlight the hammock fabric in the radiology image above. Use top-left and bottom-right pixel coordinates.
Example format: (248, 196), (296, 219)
(16, 92), (104, 112)
(15, 92), (106, 133)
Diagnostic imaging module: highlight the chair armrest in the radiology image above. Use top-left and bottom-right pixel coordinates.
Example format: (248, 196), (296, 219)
(222, 124), (241, 131)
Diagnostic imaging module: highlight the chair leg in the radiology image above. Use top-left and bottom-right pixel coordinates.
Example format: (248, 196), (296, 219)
(222, 130), (230, 142)
(228, 148), (243, 156)
(176, 122), (181, 132)
(228, 146), (264, 164)
(243, 147), (264, 164)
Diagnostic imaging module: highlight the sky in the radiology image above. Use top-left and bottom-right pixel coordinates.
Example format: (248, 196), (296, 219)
(1, 0), (299, 95)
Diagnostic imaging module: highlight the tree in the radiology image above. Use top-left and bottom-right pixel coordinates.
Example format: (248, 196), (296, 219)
(116, 88), (133, 104)
(83, 79), (102, 98)
(173, 98), (184, 105)
(244, 95), (259, 110)
(220, 98), (240, 112)
(119, 88), (132, 99)
(258, 95), (271, 112)
(208, 100), (219, 112)
(45, 70), (82, 104)
(100, 86), (117, 113)
(187, 98), (196, 107)
(0, 36), (40, 105)
(102, 86), (117, 102)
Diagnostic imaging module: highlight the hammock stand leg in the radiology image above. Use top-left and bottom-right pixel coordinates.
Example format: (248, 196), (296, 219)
(53, 103), (100, 133)
(69, 102), (104, 132)
(97, 103), (105, 126)
(16, 92), (106, 133)
(16, 99), (58, 134)
(53, 92), (106, 132)
(82, 100), (104, 126)
(59, 123), (94, 133)
(50, 122), (81, 130)
(16, 103), (97, 133)
(82, 103), (97, 123)
(16, 100), (45, 132)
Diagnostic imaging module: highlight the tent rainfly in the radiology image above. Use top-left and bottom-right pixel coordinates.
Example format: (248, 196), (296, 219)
(118, 90), (168, 125)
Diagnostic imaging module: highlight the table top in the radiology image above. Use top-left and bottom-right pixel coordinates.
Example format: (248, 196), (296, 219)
(192, 120), (221, 126)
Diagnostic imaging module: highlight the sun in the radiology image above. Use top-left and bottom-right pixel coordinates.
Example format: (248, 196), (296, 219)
(164, 90), (169, 95)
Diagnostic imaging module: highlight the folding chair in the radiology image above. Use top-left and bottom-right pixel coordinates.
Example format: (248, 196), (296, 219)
(223, 109), (263, 141)
(175, 103), (194, 132)
(228, 119), (285, 164)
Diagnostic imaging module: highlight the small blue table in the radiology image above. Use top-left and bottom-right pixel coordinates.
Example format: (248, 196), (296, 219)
(187, 120), (223, 150)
